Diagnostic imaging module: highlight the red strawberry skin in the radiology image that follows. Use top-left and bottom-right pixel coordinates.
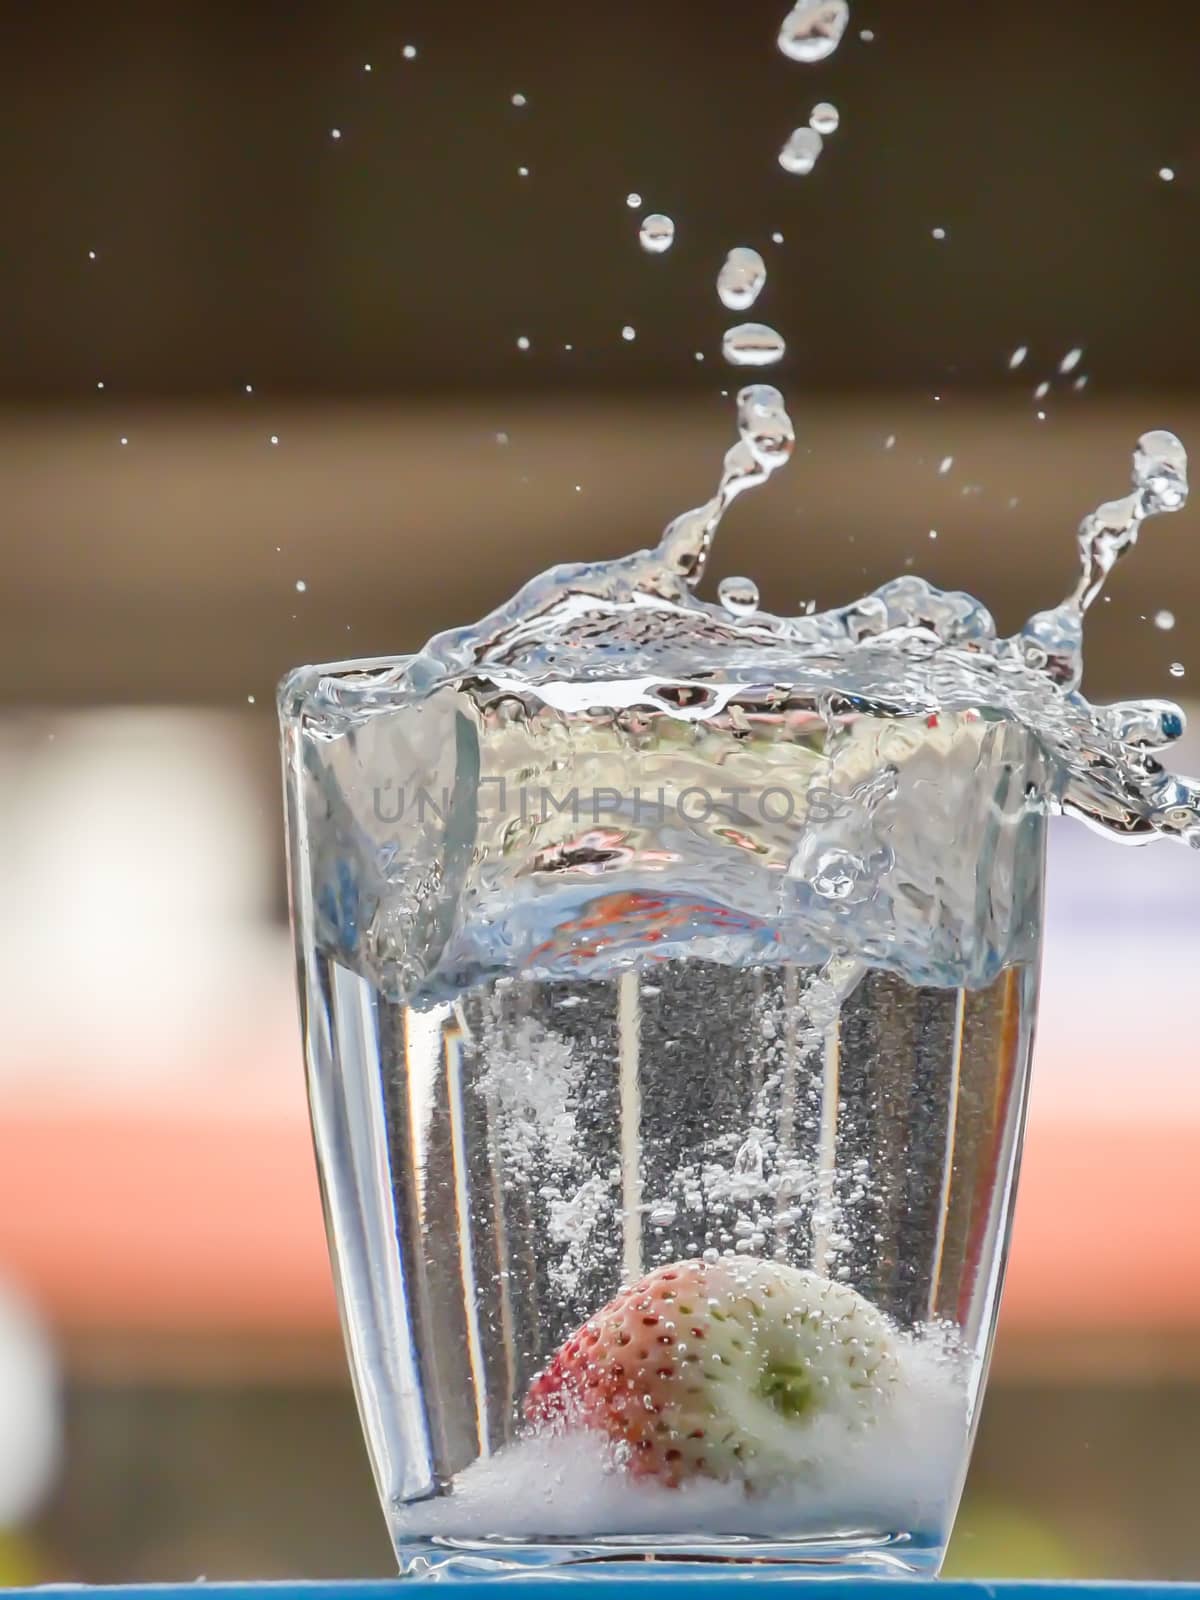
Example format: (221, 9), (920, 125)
(526, 1260), (714, 1486)
(525, 1254), (899, 1490)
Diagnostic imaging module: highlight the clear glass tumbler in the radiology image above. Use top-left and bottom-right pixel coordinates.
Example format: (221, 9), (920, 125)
(280, 654), (1047, 1576)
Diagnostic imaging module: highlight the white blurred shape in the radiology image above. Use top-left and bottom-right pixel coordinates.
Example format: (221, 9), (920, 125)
(0, 1281), (59, 1528)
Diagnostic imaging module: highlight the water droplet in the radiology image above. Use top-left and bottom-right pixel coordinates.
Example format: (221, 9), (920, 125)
(495, 430), (510, 446)
(931, 226), (947, 241)
(119, 436), (128, 446)
(1073, 374), (1090, 392)
(87, 249), (96, 261)
(722, 323), (786, 367)
(717, 246), (767, 312)
(330, 127), (342, 140)
(96, 381), (104, 390)
(639, 212), (675, 254)
(718, 576), (761, 615)
(1155, 610), (1177, 631)
(929, 528), (939, 539)
(1035, 380), (1051, 400)
(517, 165), (530, 177)
(1009, 345), (1029, 369)
(771, 230), (785, 244)
(884, 434), (896, 450)
(1134, 429), (1189, 513)
(694, 351), (705, 362)
(247, 695), (256, 705)
(621, 325), (637, 342)
(402, 43), (418, 59)
(738, 383), (795, 468)
(511, 92), (527, 107)
(810, 101), (840, 135)
(244, 384), (253, 394)
(626, 191), (642, 208)
(1059, 347), (1084, 374)
(860, 27), (875, 41)
(733, 1136), (765, 1180)
(516, 335), (531, 351)
(938, 455), (953, 475)
(648, 1203), (678, 1228)
(363, 62), (372, 73)
(778, 0), (850, 63)
(269, 433), (280, 445)
(1037, 411), (1047, 422)
(295, 579), (307, 593)
(778, 126), (824, 175)
(1170, 662), (1186, 678)
(1160, 166), (1176, 182)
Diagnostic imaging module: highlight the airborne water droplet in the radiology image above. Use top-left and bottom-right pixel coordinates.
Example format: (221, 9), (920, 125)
(717, 247), (767, 312)
(639, 213), (675, 254)
(718, 576), (761, 615)
(778, 0), (850, 63)
(738, 383), (795, 468)
(1059, 347), (1084, 374)
(1009, 345), (1029, 369)
(779, 126), (824, 176)
(810, 101), (840, 135)
(621, 325), (637, 342)
(722, 323), (786, 367)
(511, 92), (527, 107)
(626, 192), (642, 209)
(1134, 429), (1189, 513)
(1170, 662), (1186, 678)
(1155, 610), (1177, 631)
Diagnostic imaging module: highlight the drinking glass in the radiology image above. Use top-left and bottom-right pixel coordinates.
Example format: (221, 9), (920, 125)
(281, 655), (1047, 1576)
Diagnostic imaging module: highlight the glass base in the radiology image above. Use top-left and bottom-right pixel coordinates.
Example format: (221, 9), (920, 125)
(395, 1532), (944, 1579)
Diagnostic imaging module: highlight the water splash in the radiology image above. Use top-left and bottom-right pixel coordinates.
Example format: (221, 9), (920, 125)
(392, 427), (1197, 853)
(718, 247), (767, 312)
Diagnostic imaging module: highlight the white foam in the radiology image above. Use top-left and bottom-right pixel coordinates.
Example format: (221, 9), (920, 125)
(392, 1327), (967, 1542)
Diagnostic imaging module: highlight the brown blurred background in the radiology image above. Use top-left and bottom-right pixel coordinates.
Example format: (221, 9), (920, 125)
(1, 0), (1199, 1585)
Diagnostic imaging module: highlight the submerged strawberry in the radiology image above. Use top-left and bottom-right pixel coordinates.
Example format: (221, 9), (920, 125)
(526, 1255), (898, 1488)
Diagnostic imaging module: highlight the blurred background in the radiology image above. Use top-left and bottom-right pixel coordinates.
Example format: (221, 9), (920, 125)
(1, 0), (1199, 1583)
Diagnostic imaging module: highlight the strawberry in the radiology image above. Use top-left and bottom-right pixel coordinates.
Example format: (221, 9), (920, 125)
(526, 1255), (899, 1489)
